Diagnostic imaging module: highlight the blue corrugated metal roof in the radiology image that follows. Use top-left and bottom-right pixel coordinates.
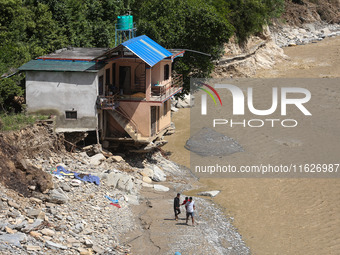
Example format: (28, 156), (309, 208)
(18, 60), (105, 72)
(122, 35), (172, 67)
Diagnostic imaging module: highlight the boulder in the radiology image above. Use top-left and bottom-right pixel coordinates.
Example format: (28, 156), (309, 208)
(142, 176), (152, 184)
(198, 190), (220, 197)
(154, 184), (170, 192)
(141, 167), (154, 178)
(48, 188), (69, 204)
(148, 165), (166, 182)
(106, 173), (121, 187)
(89, 153), (106, 166)
(106, 173), (136, 193)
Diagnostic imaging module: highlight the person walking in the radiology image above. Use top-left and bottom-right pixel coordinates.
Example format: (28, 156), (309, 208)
(185, 197), (196, 226)
(174, 193), (181, 221)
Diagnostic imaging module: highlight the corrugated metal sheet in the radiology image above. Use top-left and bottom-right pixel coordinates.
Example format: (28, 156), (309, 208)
(122, 35), (172, 67)
(18, 60), (105, 72)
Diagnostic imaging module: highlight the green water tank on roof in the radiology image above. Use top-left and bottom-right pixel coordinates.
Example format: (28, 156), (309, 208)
(117, 15), (133, 30)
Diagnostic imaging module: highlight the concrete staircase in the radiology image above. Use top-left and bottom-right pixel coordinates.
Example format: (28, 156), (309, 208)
(107, 110), (149, 143)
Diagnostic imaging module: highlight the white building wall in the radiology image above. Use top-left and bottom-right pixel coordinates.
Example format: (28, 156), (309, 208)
(26, 71), (99, 132)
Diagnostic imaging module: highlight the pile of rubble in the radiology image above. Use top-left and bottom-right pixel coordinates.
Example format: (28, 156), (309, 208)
(0, 126), (182, 254)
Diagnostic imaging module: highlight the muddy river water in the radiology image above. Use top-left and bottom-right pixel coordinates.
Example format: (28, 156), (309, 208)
(163, 36), (340, 255)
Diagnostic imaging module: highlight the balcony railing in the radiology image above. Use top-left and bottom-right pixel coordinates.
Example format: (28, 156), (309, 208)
(97, 95), (119, 110)
(97, 74), (183, 107)
(151, 74), (183, 101)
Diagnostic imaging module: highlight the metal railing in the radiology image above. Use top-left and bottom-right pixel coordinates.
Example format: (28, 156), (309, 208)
(151, 74), (183, 101)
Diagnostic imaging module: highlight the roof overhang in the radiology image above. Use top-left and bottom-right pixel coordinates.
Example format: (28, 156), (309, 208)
(18, 60), (105, 72)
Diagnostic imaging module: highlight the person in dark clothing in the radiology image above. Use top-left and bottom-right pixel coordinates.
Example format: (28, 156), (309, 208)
(174, 193), (181, 220)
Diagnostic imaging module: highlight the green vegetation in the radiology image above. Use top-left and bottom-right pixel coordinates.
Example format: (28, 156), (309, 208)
(0, 0), (285, 109)
(0, 113), (48, 131)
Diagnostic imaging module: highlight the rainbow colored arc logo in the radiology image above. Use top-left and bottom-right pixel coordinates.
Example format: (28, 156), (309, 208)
(198, 82), (223, 106)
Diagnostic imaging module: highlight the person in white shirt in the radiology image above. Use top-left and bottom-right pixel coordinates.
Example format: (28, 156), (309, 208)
(185, 197), (196, 226)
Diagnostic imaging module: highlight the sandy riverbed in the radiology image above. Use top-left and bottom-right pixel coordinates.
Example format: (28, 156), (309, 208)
(163, 36), (340, 255)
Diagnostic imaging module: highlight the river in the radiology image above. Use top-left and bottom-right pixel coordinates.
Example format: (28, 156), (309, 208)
(163, 36), (340, 255)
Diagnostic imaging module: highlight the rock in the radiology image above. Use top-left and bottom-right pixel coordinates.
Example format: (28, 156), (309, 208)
(29, 197), (42, 204)
(125, 195), (139, 205)
(92, 245), (105, 254)
(29, 231), (42, 239)
(84, 239), (93, 248)
(7, 200), (20, 209)
(0, 233), (27, 247)
(321, 27), (331, 36)
(22, 219), (43, 233)
(37, 211), (46, 220)
(27, 209), (41, 218)
(108, 173), (136, 193)
(55, 224), (68, 231)
(101, 149), (113, 158)
(43, 235), (52, 241)
(141, 167), (154, 178)
(198, 190), (220, 197)
(70, 179), (82, 187)
(26, 245), (41, 251)
(45, 240), (68, 250)
(48, 188), (69, 204)
(149, 165), (166, 182)
(142, 182), (153, 188)
(106, 173), (121, 187)
(154, 184), (170, 192)
(41, 228), (55, 236)
(60, 183), (72, 192)
(110, 155), (124, 162)
(5, 226), (16, 234)
(78, 247), (92, 255)
(67, 237), (78, 243)
(89, 153), (106, 166)
(142, 176), (152, 184)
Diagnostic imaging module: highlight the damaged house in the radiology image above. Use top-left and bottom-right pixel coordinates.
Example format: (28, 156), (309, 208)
(18, 35), (184, 150)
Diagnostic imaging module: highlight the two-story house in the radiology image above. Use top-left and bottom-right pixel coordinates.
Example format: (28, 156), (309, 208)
(19, 35), (184, 149)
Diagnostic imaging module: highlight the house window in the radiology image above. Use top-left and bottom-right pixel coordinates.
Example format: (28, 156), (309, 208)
(65, 111), (77, 119)
(164, 64), (169, 80)
(105, 68), (110, 85)
(163, 100), (169, 116)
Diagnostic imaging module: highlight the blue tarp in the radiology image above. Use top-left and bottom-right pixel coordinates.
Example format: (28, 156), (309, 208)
(53, 165), (100, 186)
